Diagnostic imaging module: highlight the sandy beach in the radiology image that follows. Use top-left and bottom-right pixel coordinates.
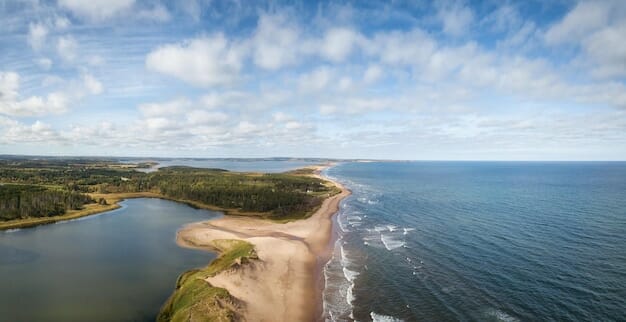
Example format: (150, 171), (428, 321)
(176, 166), (350, 321)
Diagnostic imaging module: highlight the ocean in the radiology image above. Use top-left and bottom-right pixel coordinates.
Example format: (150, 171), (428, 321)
(323, 162), (626, 321)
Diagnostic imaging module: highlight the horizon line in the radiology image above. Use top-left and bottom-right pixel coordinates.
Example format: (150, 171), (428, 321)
(1, 154), (625, 163)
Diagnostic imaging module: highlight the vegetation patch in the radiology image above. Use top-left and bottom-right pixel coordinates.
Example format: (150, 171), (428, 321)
(285, 167), (318, 176)
(157, 240), (257, 322)
(0, 184), (94, 221)
(0, 159), (339, 226)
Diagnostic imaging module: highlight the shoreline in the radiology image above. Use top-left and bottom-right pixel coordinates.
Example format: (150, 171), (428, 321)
(0, 164), (351, 321)
(175, 165), (350, 321)
(0, 200), (122, 231)
(0, 191), (270, 231)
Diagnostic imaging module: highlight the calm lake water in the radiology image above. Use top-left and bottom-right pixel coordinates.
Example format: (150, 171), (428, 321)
(0, 198), (220, 322)
(324, 161), (626, 321)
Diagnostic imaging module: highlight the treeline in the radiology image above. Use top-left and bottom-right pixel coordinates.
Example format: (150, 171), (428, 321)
(0, 167), (144, 192)
(149, 168), (329, 217)
(94, 167), (333, 218)
(0, 184), (94, 221)
(0, 160), (337, 220)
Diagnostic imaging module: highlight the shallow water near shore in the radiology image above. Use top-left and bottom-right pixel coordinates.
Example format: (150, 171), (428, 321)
(324, 161), (626, 321)
(0, 198), (220, 322)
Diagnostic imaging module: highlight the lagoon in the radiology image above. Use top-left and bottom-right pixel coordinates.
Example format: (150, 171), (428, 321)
(0, 198), (220, 322)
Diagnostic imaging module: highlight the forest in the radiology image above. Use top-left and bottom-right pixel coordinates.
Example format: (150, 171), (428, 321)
(0, 184), (94, 221)
(0, 158), (337, 222)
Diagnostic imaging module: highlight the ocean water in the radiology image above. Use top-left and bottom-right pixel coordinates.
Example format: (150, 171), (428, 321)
(323, 162), (626, 321)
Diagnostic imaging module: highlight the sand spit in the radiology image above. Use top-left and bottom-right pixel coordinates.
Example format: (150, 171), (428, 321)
(176, 165), (350, 321)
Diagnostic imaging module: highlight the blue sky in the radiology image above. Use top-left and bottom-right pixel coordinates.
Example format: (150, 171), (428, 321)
(1, 0), (625, 160)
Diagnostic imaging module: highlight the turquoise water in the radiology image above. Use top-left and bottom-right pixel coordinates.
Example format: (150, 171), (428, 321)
(0, 198), (220, 322)
(323, 162), (626, 321)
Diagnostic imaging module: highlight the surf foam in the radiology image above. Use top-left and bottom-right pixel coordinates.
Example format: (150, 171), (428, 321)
(370, 312), (404, 322)
(380, 233), (406, 250)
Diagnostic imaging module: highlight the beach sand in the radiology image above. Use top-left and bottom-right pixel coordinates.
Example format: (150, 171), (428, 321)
(176, 166), (350, 321)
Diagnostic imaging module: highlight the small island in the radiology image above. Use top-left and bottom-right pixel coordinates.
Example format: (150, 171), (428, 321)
(0, 157), (348, 321)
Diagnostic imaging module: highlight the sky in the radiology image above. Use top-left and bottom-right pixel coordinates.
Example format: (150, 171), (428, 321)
(0, 0), (625, 160)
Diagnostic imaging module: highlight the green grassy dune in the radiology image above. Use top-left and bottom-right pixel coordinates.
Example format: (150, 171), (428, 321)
(157, 240), (257, 322)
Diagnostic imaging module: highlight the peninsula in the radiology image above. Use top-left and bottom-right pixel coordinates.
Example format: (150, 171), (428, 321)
(162, 165), (350, 321)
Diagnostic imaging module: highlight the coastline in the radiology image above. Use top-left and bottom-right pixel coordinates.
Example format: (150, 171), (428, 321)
(175, 165), (350, 321)
(0, 191), (269, 231)
(0, 199), (121, 231)
(0, 164), (351, 321)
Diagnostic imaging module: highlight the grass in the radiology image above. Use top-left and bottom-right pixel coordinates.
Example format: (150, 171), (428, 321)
(157, 240), (257, 322)
(285, 167), (318, 176)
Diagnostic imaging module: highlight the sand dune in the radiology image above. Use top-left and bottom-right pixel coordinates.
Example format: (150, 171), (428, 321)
(176, 166), (350, 321)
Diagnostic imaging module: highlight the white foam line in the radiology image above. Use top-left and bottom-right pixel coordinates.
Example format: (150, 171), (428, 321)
(380, 233), (406, 250)
(371, 312), (404, 322)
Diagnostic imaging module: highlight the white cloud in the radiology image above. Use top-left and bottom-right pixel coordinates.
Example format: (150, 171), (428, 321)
(146, 34), (245, 87)
(3, 2), (626, 158)
(584, 22), (626, 78)
(366, 29), (436, 65)
(200, 93), (224, 109)
(131, 96), (236, 146)
(1, 119), (63, 144)
(338, 77), (353, 91)
(285, 121), (303, 129)
(363, 64), (383, 83)
(198, 90), (287, 111)
(179, 0), (202, 22)
(138, 4), (171, 22)
(235, 120), (260, 134)
(82, 74), (103, 95)
(138, 98), (191, 117)
(28, 23), (48, 50)
(482, 5), (521, 33)
(252, 14), (300, 70)
(298, 66), (332, 92)
(544, 1), (611, 45)
(2, 92), (64, 118)
(42, 75), (64, 87)
(57, 35), (78, 62)
(544, 1), (626, 78)
(437, 2), (474, 36)
(143, 117), (179, 131)
(272, 112), (292, 122)
(59, 0), (135, 21)
(186, 110), (229, 125)
(343, 97), (392, 113)
(498, 21), (537, 50)
(0, 72), (20, 101)
(35, 58), (53, 70)
(319, 104), (337, 115)
(320, 27), (359, 62)
(87, 55), (105, 66)
(0, 71), (105, 117)
(55, 16), (71, 29)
